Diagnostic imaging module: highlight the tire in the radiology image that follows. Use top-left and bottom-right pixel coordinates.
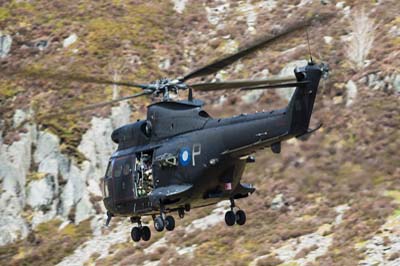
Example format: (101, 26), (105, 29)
(154, 216), (165, 232)
(165, 216), (175, 231)
(225, 210), (236, 226)
(178, 209), (185, 219)
(141, 226), (151, 241)
(131, 227), (141, 242)
(236, 210), (246, 226)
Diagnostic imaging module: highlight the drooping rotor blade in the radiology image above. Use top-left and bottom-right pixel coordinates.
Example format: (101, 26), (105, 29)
(181, 13), (333, 82)
(2, 67), (150, 89)
(36, 90), (152, 120)
(189, 76), (296, 91)
(240, 81), (309, 90)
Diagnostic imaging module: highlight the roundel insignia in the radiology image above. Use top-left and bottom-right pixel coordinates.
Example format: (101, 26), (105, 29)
(179, 147), (191, 166)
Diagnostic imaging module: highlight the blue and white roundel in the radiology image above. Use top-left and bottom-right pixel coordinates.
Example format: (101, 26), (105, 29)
(179, 147), (191, 166)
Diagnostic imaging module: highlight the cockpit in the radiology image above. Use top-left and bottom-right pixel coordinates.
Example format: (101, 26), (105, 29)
(101, 150), (154, 203)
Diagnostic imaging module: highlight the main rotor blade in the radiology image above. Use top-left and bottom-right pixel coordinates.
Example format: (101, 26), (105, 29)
(240, 81), (309, 90)
(181, 13), (333, 81)
(2, 67), (150, 89)
(189, 76), (296, 91)
(37, 90), (152, 120)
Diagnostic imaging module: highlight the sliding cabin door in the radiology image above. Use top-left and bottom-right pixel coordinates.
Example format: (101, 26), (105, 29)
(112, 155), (137, 204)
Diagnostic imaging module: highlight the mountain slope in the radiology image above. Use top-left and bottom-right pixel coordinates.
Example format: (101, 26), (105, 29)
(0, 1), (399, 266)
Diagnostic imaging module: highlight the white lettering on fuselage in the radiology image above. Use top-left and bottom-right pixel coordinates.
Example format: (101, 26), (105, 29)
(192, 144), (201, 166)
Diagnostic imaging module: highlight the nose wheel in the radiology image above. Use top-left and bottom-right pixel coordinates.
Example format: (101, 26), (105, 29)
(224, 199), (247, 226)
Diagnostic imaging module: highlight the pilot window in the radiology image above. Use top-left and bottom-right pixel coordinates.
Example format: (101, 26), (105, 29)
(113, 159), (124, 178)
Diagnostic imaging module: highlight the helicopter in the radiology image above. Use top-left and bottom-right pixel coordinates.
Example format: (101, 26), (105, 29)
(4, 13), (331, 242)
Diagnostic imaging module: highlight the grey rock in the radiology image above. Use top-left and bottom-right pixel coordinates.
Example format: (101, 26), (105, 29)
(35, 39), (49, 51)
(172, 0), (188, 13)
(38, 158), (59, 177)
(78, 117), (115, 179)
(271, 193), (287, 210)
(61, 164), (86, 218)
(0, 191), (29, 246)
(34, 131), (60, 163)
(63, 33), (77, 48)
(345, 80), (358, 107)
(75, 193), (94, 224)
(31, 201), (58, 228)
(111, 102), (131, 129)
(241, 69), (270, 104)
(0, 33), (12, 58)
(241, 90), (264, 104)
(277, 60), (308, 101)
(158, 58), (171, 70)
(26, 175), (56, 209)
(393, 74), (400, 92)
(13, 109), (28, 128)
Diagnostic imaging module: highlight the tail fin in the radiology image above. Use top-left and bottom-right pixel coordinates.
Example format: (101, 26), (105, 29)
(286, 62), (323, 136)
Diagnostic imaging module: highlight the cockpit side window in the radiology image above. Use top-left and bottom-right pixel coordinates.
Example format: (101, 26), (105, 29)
(123, 161), (132, 176)
(113, 159), (124, 178)
(105, 161), (112, 178)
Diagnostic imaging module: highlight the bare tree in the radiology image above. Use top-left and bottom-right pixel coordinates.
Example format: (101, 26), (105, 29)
(346, 7), (377, 70)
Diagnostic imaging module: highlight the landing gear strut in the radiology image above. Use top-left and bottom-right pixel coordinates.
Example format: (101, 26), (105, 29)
(153, 204), (176, 232)
(224, 198), (247, 226)
(130, 217), (151, 242)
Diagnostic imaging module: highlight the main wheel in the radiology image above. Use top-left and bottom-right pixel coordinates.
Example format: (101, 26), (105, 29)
(141, 226), (151, 241)
(178, 208), (185, 219)
(154, 216), (165, 232)
(131, 227), (141, 242)
(225, 210), (236, 226)
(165, 216), (175, 231)
(236, 210), (246, 225)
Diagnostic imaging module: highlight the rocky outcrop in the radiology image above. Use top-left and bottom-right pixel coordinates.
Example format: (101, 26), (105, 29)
(0, 103), (132, 246)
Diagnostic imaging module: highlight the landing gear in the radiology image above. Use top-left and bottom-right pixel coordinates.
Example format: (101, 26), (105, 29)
(130, 217), (151, 242)
(153, 215), (176, 232)
(141, 226), (151, 241)
(235, 209), (246, 225)
(154, 216), (165, 232)
(225, 210), (236, 226)
(178, 208), (185, 219)
(224, 198), (247, 226)
(165, 216), (175, 231)
(131, 227), (141, 242)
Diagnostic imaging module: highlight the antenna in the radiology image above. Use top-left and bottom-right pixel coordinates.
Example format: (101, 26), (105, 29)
(306, 29), (313, 64)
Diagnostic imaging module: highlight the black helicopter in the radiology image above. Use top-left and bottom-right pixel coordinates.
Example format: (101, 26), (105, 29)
(4, 14), (331, 242)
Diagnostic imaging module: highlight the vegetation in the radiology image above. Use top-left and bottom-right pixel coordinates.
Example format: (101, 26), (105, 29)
(0, 0), (399, 265)
(0, 219), (92, 266)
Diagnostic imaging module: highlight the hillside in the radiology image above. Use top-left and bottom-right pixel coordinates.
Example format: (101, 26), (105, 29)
(0, 1), (399, 266)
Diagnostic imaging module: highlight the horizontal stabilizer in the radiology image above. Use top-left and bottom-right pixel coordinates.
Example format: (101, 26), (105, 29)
(297, 122), (323, 141)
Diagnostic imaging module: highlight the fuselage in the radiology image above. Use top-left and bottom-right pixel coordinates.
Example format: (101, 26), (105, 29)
(102, 63), (323, 217)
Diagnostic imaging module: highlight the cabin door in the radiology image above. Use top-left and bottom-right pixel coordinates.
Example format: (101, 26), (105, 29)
(112, 155), (136, 203)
